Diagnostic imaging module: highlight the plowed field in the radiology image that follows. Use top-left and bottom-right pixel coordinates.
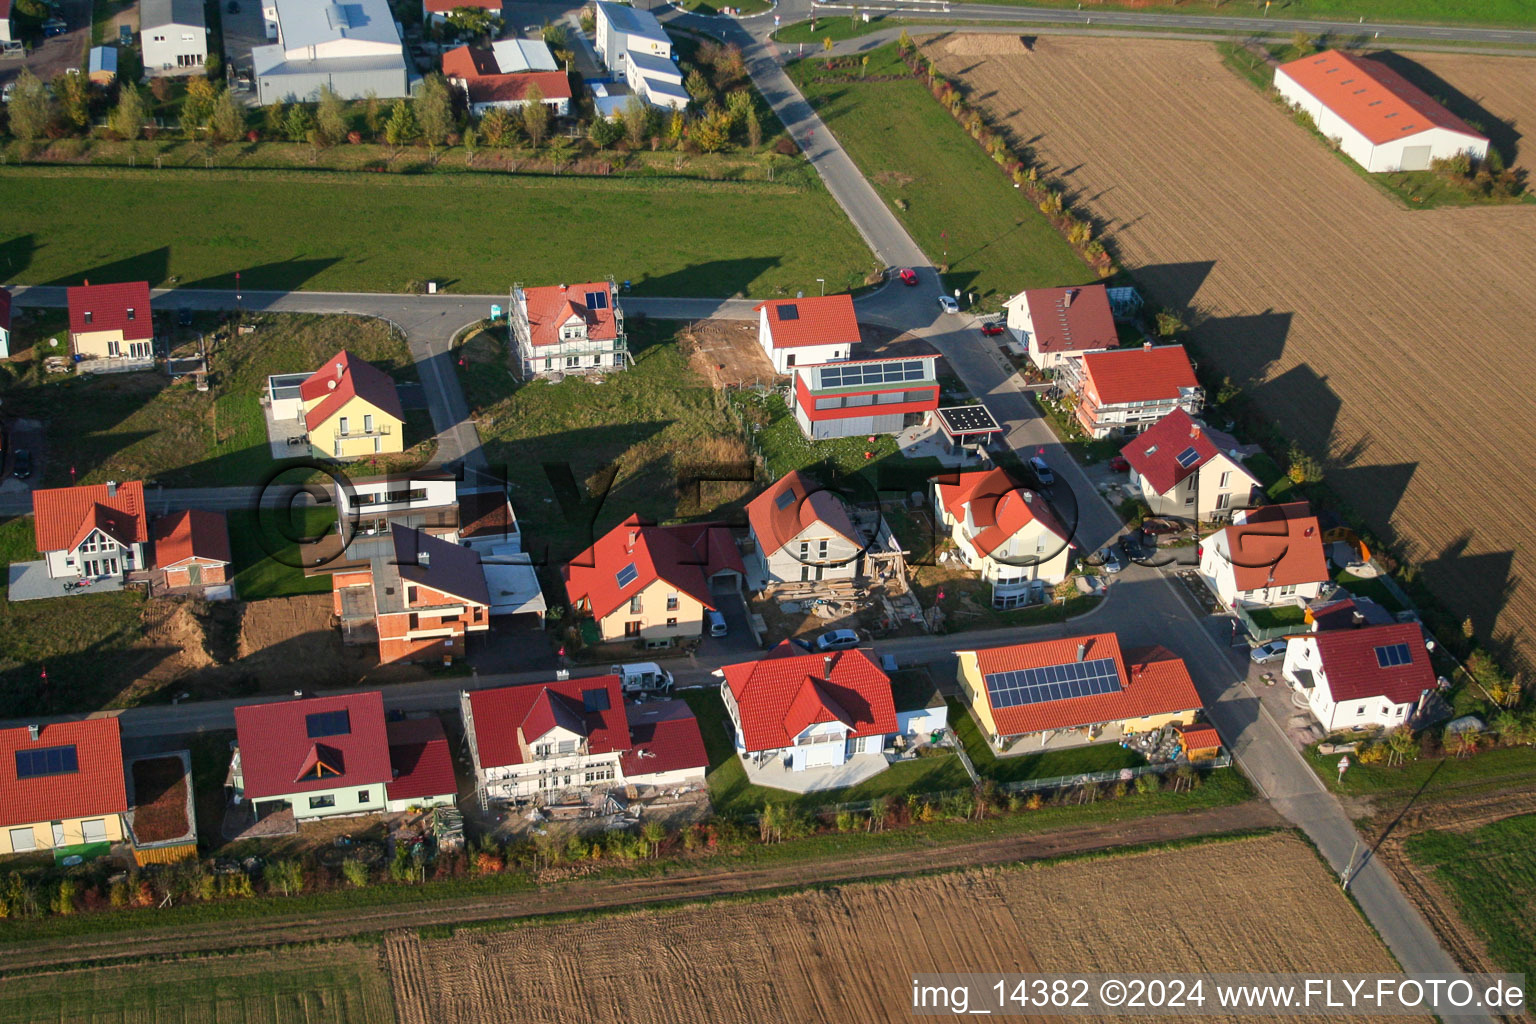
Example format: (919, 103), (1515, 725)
(386, 832), (1418, 1024)
(924, 36), (1536, 670)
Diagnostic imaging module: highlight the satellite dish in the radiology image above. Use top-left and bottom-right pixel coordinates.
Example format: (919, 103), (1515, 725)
(49, 337), (58, 347)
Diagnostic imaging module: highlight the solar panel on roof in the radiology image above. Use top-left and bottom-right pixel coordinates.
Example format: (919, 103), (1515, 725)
(582, 688), (611, 713)
(14, 745), (79, 780)
(1175, 446), (1201, 468)
(1374, 643), (1413, 668)
(777, 303), (799, 321)
(585, 291), (608, 310)
(936, 405), (1002, 436)
(306, 709), (351, 738)
(813, 359), (932, 390)
(983, 657), (1122, 710)
(616, 562), (639, 588)
(774, 489), (797, 510)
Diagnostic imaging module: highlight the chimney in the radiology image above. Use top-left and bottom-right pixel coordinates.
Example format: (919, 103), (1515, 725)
(335, 361), (344, 380)
(823, 655), (833, 677)
(1351, 611), (1366, 628)
(327, 379), (338, 390)
(1143, 341), (1153, 351)
(106, 480), (117, 497)
(1063, 288), (1075, 308)
(1075, 643), (1086, 663)
(27, 724), (39, 741)
(626, 530), (637, 552)
(1190, 424), (1201, 439)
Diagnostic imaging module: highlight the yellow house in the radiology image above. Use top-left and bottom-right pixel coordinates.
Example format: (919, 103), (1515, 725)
(955, 632), (1203, 752)
(299, 350), (406, 459)
(0, 719), (128, 856)
(66, 280), (155, 369)
(564, 514), (746, 646)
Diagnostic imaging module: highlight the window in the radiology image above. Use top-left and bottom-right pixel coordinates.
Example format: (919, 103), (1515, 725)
(1216, 493), (1232, 510)
(373, 437), (382, 453)
(666, 617), (677, 627)
(1355, 706), (1365, 716)
(629, 595), (643, 614)
(566, 356), (580, 368)
(557, 739), (576, 754)
(1184, 494), (1196, 506)
(583, 766), (614, 784)
(845, 394), (873, 408)
(1278, 584), (1298, 597)
(1036, 534), (1047, 554)
(1395, 706), (1405, 717)
(785, 354), (796, 367)
(9, 827), (37, 852)
(356, 790), (370, 804)
(363, 413), (374, 433)
(128, 342), (152, 360)
(81, 819), (108, 843)
(814, 397), (841, 411)
(83, 311), (94, 325)
(877, 391), (904, 405)
(818, 540), (829, 558)
(1218, 471), (1231, 488)
(535, 743), (552, 757)
(125, 308), (135, 321)
(107, 340), (121, 357)
(339, 416), (350, 435)
(543, 358), (552, 371)
(666, 593), (679, 611)
(624, 621), (641, 637)
(309, 794), (336, 809)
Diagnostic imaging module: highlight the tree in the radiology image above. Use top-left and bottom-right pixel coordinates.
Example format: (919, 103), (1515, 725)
(53, 72), (90, 132)
(665, 106), (684, 147)
(579, 6), (595, 34)
(684, 68), (712, 106)
(546, 132), (573, 171)
(109, 83), (147, 141)
(284, 103), (314, 143)
(263, 101), (288, 139)
(384, 98), (419, 147)
(13, 0), (47, 15)
(414, 74), (455, 154)
(897, 28), (914, 53)
(540, 20), (567, 50)
(446, 6), (499, 38)
(724, 88), (753, 129)
(745, 106), (762, 149)
(621, 95), (650, 148)
(521, 85), (549, 148)
(315, 84), (348, 145)
(692, 107), (731, 153)
(209, 87), (247, 142)
(362, 90), (383, 137)
(586, 112), (621, 148)
(479, 106), (515, 147)
(462, 123), (478, 165)
(181, 75), (218, 132)
(5, 71), (49, 142)
(822, 36), (834, 53)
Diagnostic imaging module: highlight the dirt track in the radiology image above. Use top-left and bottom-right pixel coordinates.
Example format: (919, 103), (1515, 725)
(926, 36), (1536, 671)
(0, 800), (1281, 974)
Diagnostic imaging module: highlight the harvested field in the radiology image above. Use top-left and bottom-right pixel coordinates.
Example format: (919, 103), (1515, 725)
(925, 36), (1536, 670)
(386, 832), (1414, 1024)
(1387, 52), (1536, 176)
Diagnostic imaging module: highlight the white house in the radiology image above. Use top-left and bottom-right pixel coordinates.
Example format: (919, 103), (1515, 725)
(442, 44), (571, 117)
(508, 280), (627, 378)
(931, 467), (1072, 607)
(720, 644), (898, 782)
(140, 0), (206, 73)
(1120, 408), (1259, 522)
(593, 0), (670, 73)
(745, 469), (868, 588)
(31, 481), (148, 581)
(624, 50), (688, 110)
(460, 676), (706, 806)
(253, 0), (409, 104)
(1199, 501), (1330, 610)
(1274, 50), (1489, 173)
(755, 295), (858, 374)
(790, 355), (940, 441)
(229, 693), (396, 823)
(1002, 283), (1117, 372)
(1282, 622), (1436, 732)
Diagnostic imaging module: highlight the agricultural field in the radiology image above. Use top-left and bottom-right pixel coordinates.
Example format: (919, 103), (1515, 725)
(924, 35), (1536, 673)
(0, 943), (395, 1024)
(0, 166), (873, 299)
(383, 832), (1418, 1024)
(944, 0), (1536, 27)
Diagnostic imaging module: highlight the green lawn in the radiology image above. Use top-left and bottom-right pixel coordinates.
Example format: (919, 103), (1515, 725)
(230, 504), (338, 601)
(1248, 603), (1308, 630)
(0, 942), (395, 1024)
(787, 46), (1088, 303)
(1306, 742), (1536, 796)
(0, 166), (873, 298)
(1405, 813), (1536, 978)
(682, 687), (975, 816)
(952, 0), (1536, 28)
(774, 16), (901, 44)
(949, 699), (1145, 783)
(1334, 568), (1407, 613)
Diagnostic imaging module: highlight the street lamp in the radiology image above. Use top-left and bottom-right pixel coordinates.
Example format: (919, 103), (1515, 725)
(816, 278), (825, 296)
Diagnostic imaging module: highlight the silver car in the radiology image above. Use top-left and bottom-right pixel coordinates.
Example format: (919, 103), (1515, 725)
(1250, 641), (1288, 664)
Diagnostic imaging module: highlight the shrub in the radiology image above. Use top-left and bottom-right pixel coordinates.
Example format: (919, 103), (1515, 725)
(265, 859), (305, 896)
(773, 135), (799, 156)
(51, 879), (76, 915)
(1134, 772), (1160, 795)
(341, 857), (370, 888)
(1025, 792), (1044, 810)
(217, 872), (255, 899)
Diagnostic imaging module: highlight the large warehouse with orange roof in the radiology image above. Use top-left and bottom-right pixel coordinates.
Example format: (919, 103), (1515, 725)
(1273, 50), (1488, 173)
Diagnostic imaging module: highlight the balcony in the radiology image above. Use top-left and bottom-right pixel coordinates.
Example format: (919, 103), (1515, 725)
(334, 424), (392, 441)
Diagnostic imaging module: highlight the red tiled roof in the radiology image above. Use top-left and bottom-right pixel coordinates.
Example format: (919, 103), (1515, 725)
(1022, 284), (1116, 354)
(1308, 596), (1394, 632)
(722, 643), (897, 752)
(458, 488), (517, 541)
(0, 286), (11, 332)
(966, 634), (1203, 737)
(1276, 50), (1486, 147)
(442, 43), (498, 77)
(66, 282), (152, 342)
(1081, 345), (1198, 406)
(522, 282), (617, 348)
(385, 717), (458, 803)
(425, 0), (500, 12)
(1120, 408), (1253, 496)
(620, 699), (708, 780)
(754, 295), (859, 349)
(151, 508), (230, 568)
(0, 719), (127, 829)
(466, 676), (628, 769)
(746, 470), (861, 557)
(562, 514), (744, 623)
(1177, 723), (1222, 752)
(1314, 622), (1436, 705)
(932, 468), (1066, 558)
(32, 481), (148, 554)
(298, 350), (405, 433)
(234, 692), (392, 800)
(1220, 502), (1330, 591)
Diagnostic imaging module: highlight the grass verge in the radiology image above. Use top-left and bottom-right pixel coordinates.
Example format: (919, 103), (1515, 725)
(1305, 742), (1536, 796)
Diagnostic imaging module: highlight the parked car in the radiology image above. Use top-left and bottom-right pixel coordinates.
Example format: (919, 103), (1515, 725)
(1028, 455), (1055, 486)
(1118, 532), (1143, 560)
(1100, 547), (1125, 574)
(43, 18), (68, 36)
(814, 629), (861, 652)
(980, 321), (1005, 337)
(1109, 455), (1130, 472)
(1141, 517), (1181, 535)
(118, 24), (132, 46)
(11, 449), (33, 480)
(1250, 641), (1288, 665)
(609, 661), (674, 694)
(897, 268), (918, 286)
(705, 608), (727, 637)
(937, 295), (959, 314)
(177, 307), (193, 327)
(0, 83), (13, 104)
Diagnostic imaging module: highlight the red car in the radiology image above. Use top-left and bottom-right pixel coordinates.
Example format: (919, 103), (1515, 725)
(980, 322), (1006, 337)
(1109, 455), (1130, 472)
(897, 268), (918, 286)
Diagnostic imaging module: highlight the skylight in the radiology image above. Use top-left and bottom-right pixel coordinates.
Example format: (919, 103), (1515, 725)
(777, 303), (799, 321)
(306, 709), (352, 738)
(585, 290), (608, 310)
(775, 490), (797, 510)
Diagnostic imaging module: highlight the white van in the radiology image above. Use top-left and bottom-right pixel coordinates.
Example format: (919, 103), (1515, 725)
(609, 661), (674, 695)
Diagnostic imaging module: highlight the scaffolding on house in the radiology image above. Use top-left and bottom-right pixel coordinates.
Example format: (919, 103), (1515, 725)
(508, 278), (630, 380)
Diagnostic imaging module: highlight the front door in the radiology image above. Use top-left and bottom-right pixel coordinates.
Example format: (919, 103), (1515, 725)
(50, 821), (65, 847)
(187, 563), (203, 586)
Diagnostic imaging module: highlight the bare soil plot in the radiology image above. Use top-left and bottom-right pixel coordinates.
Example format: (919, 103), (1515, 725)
(386, 832), (1415, 1024)
(679, 318), (777, 389)
(128, 755), (190, 843)
(925, 36), (1536, 671)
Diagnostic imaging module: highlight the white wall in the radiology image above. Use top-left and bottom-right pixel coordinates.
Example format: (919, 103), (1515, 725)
(142, 21), (206, 72)
(896, 706), (948, 738)
(758, 307), (849, 374)
(1133, 453), (1256, 522)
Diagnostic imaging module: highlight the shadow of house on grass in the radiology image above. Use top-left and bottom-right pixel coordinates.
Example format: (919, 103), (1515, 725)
(627, 257), (782, 301)
(0, 234), (37, 283)
(1418, 535), (1519, 656)
(0, 623), (182, 718)
(44, 246), (171, 289)
(1366, 51), (1521, 167)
